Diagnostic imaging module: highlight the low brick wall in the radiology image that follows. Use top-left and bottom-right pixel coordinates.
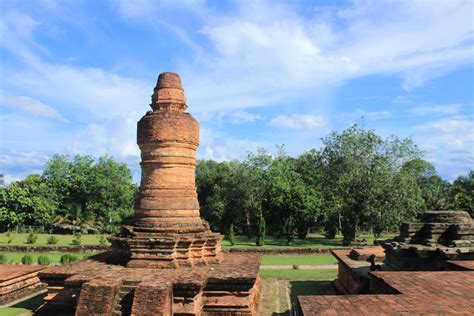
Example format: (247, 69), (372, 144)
(0, 245), (108, 253)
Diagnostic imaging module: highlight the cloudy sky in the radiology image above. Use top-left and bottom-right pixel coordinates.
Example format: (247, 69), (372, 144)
(1, 0), (473, 184)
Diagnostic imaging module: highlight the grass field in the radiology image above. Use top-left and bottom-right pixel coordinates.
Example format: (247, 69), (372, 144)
(261, 254), (337, 265)
(0, 233), (108, 247)
(0, 252), (91, 264)
(221, 233), (394, 249)
(260, 268), (337, 280)
(0, 232), (394, 249)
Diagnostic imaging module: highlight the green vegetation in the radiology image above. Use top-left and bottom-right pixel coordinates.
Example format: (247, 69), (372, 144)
(0, 154), (138, 234)
(260, 268), (337, 280)
(37, 254), (51, 265)
(0, 253), (7, 264)
(0, 232), (108, 246)
(26, 232), (38, 244)
(197, 126), (473, 245)
(71, 232), (82, 246)
(221, 233), (394, 249)
(60, 253), (79, 264)
(1, 126), (472, 247)
(47, 235), (59, 245)
(261, 254), (337, 266)
(21, 254), (33, 265)
(0, 252), (89, 264)
(228, 223), (235, 246)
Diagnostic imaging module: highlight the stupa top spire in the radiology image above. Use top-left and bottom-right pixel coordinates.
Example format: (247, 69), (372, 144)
(150, 72), (187, 112)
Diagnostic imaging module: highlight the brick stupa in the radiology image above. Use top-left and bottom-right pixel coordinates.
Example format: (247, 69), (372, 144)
(37, 72), (261, 316)
(109, 72), (223, 268)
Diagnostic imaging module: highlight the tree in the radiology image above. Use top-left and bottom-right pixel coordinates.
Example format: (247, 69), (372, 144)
(228, 223), (236, 246)
(256, 213), (266, 246)
(318, 125), (423, 244)
(450, 171), (474, 216)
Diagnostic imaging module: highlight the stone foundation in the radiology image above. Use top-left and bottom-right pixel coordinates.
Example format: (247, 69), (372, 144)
(37, 253), (261, 315)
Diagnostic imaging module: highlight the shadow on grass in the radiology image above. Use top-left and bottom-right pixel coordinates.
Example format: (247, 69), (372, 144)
(290, 280), (333, 316)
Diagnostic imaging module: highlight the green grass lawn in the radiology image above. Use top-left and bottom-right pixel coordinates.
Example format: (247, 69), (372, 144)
(0, 233), (108, 247)
(260, 268), (338, 280)
(222, 233), (395, 249)
(0, 252), (90, 265)
(261, 254), (337, 266)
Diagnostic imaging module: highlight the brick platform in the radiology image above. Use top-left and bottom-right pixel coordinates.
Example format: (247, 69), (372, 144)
(447, 260), (474, 271)
(37, 252), (261, 315)
(299, 271), (474, 315)
(0, 265), (47, 307)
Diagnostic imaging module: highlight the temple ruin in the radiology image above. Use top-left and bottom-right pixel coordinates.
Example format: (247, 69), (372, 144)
(299, 210), (474, 315)
(36, 72), (261, 315)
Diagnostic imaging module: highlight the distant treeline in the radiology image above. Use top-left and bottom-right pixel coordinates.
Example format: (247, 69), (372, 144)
(1, 125), (472, 245)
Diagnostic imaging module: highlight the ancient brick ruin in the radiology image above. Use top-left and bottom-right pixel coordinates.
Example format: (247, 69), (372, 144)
(299, 211), (474, 315)
(0, 265), (46, 307)
(383, 210), (474, 270)
(109, 72), (223, 269)
(37, 72), (261, 315)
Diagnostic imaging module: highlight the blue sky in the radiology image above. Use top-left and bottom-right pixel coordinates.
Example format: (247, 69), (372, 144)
(0, 0), (473, 184)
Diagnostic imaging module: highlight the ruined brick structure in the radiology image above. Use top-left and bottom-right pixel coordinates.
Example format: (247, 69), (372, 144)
(37, 72), (261, 315)
(383, 210), (474, 270)
(109, 72), (223, 268)
(299, 211), (474, 315)
(0, 265), (46, 307)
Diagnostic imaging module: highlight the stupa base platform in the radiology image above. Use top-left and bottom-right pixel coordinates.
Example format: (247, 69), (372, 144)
(109, 227), (224, 269)
(37, 252), (261, 316)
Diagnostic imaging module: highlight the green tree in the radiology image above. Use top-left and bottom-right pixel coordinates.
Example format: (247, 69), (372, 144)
(256, 213), (266, 246)
(318, 125), (423, 244)
(450, 171), (473, 216)
(228, 223), (236, 246)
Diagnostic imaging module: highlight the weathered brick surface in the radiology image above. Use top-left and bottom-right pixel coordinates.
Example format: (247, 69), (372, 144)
(109, 72), (223, 268)
(383, 210), (474, 271)
(299, 271), (474, 315)
(0, 265), (46, 306)
(74, 277), (122, 316)
(39, 253), (261, 315)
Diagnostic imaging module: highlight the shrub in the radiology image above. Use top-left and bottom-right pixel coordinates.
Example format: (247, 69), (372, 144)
(256, 214), (266, 247)
(0, 253), (7, 264)
(26, 232), (38, 244)
(228, 224), (236, 246)
(47, 235), (59, 245)
(5, 231), (11, 238)
(71, 233), (82, 246)
(60, 254), (79, 265)
(21, 254), (33, 265)
(60, 254), (72, 264)
(7, 238), (12, 244)
(37, 255), (51, 265)
(98, 235), (108, 246)
(292, 264), (299, 270)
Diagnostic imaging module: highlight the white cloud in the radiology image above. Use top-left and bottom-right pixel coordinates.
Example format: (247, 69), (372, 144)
(407, 104), (463, 116)
(269, 114), (326, 129)
(418, 117), (474, 133)
(229, 110), (261, 124)
(0, 90), (67, 122)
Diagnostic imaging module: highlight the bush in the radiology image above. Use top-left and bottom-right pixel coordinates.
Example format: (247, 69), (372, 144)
(0, 253), (7, 264)
(292, 264), (299, 270)
(26, 232), (38, 244)
(5, 231), (11, 238)
(228, 224), (236, 246)
(256, 214), (266, 247)
(60, 254), (72, 264)
(47, 235), (59, 245)
(21, 254), (33, 265)
(71, 233), (82, 246)
(37, 255), (51, 265)
(98, 235), (108, 246)
(60, 254), (79, 265)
